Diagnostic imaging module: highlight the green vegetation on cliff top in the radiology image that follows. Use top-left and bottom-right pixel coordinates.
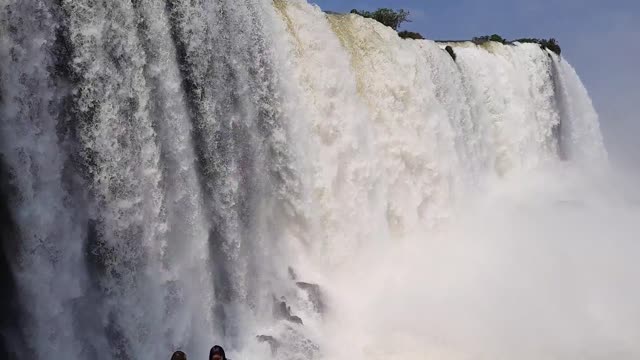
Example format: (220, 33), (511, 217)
(472, 35), (561, 55)
(350, 8), (411, 31)
(345, 9), (562, 56)
(349, 9), (427, 40)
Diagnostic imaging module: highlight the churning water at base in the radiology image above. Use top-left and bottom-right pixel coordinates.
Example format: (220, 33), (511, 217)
(1, 1), (638, 359)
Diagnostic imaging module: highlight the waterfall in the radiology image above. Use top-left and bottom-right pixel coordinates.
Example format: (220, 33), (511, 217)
(2, 1), (635, 360)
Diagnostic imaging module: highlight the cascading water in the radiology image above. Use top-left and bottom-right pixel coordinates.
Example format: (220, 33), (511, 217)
(1, 1), (637, 360)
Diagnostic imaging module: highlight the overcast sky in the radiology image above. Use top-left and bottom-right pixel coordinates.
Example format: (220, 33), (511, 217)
(313, 0), (639, 167)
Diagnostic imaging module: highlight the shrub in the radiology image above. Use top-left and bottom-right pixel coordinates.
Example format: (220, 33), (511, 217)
(398, 30), (424, 40)
(350, 8), (411, 30)
(472, 36), (489, 44)
(489, 34), (507, 43)
(513, 38), (562, 55)
(541, 38), (561, 55)
(473, 34), (506, 44)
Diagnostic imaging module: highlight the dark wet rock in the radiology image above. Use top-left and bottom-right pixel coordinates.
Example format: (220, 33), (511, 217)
(296, 282), (326, 314)
(273, 298), (303, 325)
(288, 266), (297, 281)
(256, 335), (280, 355)
(0, 157), (24, 360)
(398, 31), (424, 40)
(445, 46), (457, 62)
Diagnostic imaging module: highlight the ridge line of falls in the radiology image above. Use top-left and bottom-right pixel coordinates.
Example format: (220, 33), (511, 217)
(2, 0), (635, 359)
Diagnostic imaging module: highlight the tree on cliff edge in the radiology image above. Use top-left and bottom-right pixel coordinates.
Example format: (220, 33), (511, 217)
(350, 8), (411, 30)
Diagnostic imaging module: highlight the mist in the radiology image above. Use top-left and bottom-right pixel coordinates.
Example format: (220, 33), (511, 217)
(320, 162), (640, 360)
